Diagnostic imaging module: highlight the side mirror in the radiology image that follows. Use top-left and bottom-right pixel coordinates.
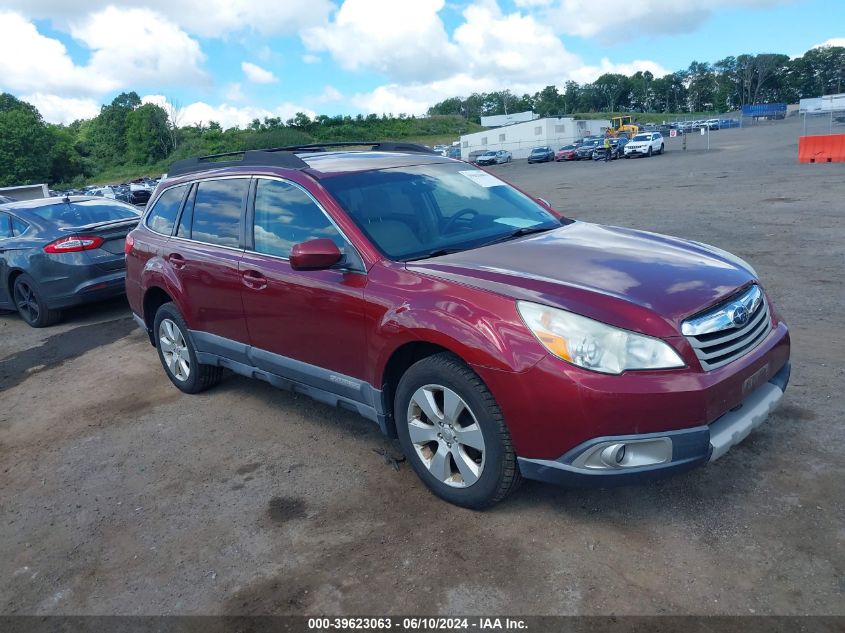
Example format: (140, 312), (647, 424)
(290, 238), (343, 271)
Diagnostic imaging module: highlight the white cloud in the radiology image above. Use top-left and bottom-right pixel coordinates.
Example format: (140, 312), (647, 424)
(302, 54), (321, 64)
(225, 82), (246, 102)
(813, 38), (845, 48)
(316, 85), (344, 103)
(536, 0), (792, 41)
(303, 0), (460, 82)
(21, 93), (100, 124)
(241, 61), (278, 84)
(346, 2), (669, 116)
(0, 11), (110, 94)
(71, 7), (207, 87)
(0, 8), (206, 99)
(3, 0), (334, 38)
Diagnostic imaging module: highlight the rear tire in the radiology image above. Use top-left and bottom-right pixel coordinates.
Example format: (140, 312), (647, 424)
(394, 353), (522, 509)
(659, 144), (665, 155)
(153, 302), (223, 394)
(13, 274), (61, 328)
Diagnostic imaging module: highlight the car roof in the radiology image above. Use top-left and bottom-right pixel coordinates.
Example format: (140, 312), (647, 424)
(0, 195), (103, 211)
(164, 148), (454, 183)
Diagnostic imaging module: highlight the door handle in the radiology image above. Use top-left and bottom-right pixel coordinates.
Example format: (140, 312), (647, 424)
(241, 269), (267, 290)
(167, 253), (186, 269)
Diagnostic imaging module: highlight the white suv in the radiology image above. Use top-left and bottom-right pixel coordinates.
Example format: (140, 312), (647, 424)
(624, 132), (664, 158)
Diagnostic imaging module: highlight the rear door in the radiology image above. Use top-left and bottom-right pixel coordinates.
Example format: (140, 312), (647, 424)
(167, 177), (250, 347)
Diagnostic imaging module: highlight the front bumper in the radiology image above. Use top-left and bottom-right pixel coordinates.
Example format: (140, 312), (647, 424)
(517, 361), (790, 487)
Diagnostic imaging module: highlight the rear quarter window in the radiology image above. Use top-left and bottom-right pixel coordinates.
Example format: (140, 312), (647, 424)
(146, 185), (188, 235)
(11, 216), (29, 236)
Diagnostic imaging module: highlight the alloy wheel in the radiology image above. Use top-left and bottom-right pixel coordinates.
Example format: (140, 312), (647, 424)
(14, 281), (39, 324)
(158, 318), (191, 382)
(406, 384), (486, 488)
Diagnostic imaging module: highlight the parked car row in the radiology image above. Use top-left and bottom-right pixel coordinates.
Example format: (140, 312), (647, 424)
(58, 177), (159, 207)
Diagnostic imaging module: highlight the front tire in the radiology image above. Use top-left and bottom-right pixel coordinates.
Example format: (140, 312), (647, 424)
(647, 147), (653, 157)
(13, 274), (61, 328)
(395, 353), (521, 509)
(153, 302), (223, 393)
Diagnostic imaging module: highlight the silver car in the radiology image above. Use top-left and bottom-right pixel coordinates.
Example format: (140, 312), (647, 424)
(475, 150), (512, 166)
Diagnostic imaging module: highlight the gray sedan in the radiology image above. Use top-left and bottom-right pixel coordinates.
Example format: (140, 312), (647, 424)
(0, 196), (140, 327)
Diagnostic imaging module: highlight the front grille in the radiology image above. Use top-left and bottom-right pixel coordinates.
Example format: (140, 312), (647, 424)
(682, 285), (773, 371)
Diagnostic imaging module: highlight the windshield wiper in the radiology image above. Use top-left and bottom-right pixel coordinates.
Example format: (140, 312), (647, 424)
(403, 248), (462, 262)
(480, 225), (557, 247)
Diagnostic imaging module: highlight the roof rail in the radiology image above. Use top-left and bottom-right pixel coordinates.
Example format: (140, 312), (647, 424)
(167, 149), (309, 177)
(167, 141), (439, 177)
(266, 141), (439, 155)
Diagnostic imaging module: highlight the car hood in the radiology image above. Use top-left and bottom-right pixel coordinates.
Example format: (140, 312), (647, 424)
(407, 222), (756, 337)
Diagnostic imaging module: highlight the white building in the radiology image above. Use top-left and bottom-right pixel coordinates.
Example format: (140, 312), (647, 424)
(460, 117), (611, 161)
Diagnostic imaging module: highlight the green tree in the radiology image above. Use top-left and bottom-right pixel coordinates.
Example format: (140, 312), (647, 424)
(594, 73), (631, 111)
(0, 94), (52, 186)
(125, 102), (173, 164)
(88, 91), (141, 166)
(533, 85), (563, 116)
(47, 124), (88, 185)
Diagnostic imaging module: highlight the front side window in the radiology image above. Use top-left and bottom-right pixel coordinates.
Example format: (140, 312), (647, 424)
(190, 178), (249, 248)
(0, 213), (10, 238)
(146, 185), (187, 235)
(252, 179), (344, 258)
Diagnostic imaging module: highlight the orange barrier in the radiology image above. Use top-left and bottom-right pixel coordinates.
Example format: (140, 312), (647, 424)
(798, 134), (845, 163)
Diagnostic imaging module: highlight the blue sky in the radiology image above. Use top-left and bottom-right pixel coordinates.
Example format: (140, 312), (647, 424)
(0, 0), (841, 126)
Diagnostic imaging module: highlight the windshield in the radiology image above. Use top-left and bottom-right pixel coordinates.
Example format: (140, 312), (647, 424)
(321, 163), (560, 261)
(632, 134), (649, 141)
(531, 148), (549, 153)
(28, 199), (140, 228)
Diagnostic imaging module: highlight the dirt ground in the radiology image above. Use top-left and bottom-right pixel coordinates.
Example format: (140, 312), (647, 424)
(1, 117), (843, 616)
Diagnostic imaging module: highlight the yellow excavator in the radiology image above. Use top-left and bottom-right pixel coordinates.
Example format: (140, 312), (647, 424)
(607, 115), (639, 139)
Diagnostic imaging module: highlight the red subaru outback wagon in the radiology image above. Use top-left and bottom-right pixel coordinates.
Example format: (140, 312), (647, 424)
(125, 143), (791, 509)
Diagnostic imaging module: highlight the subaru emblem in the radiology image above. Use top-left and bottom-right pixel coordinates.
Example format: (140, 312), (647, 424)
(731, 305), (749, 327)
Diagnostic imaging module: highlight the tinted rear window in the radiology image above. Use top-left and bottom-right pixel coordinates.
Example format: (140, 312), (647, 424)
(146, 185), (187, 235)
(190, 178), (249, 248)
(28, 199), (139, 229)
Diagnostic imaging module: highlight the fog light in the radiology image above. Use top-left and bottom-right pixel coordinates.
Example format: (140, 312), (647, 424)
(599, 443), (627, 467)
(574, 437), (672, 470)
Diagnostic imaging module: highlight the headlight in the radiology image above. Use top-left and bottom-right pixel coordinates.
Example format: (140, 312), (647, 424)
(517, 301), (685, 375)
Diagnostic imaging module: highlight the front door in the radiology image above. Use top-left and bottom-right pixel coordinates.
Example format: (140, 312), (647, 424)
(239, 177), (368, 388)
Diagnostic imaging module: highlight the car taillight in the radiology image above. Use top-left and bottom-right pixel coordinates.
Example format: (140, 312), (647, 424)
(125, 233), (135, 255)
(43, 235), (105, 254)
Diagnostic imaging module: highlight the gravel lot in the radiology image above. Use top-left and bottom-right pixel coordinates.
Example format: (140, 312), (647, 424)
(1, 118), (843, 616)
